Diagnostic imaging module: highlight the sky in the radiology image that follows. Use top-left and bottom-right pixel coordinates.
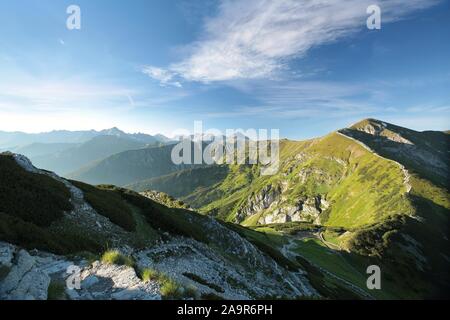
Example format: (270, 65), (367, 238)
(0, 0), (449, 140)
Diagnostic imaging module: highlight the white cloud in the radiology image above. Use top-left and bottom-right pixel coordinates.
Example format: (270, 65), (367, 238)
(146, 0), (439, 84)
(142, 66), (182, 87)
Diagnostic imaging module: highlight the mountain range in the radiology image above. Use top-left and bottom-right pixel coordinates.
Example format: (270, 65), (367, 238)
(0, 128), (173, 175)
(0, 119), (448, 300)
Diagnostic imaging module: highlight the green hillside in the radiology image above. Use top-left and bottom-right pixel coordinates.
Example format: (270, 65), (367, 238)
(124, 119), (449, 298)
(0, 153), (332, 300)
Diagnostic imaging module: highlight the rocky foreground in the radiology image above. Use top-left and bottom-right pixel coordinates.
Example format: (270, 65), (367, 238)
(0, 242), (160, 300)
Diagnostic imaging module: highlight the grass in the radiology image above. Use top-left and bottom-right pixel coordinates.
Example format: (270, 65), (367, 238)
(140, 268), (197, 299)
(141, 268), (160, 282)
(101, 250), (135, 267)
(160, 277), (184, 299)
(129, 205), (160, 246)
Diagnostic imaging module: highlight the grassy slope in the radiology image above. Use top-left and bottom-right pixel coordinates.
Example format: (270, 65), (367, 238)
(126, 121), (448, 298)
(194, 133), (411, 229)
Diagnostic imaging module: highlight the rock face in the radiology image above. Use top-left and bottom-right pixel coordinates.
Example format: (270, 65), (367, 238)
(235, 182), (329, 225)
(236, 185), (282, 223)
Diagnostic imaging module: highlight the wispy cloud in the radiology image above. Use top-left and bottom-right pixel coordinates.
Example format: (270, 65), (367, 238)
(142, 66), (182, 88)
(144, 0), (439, 84)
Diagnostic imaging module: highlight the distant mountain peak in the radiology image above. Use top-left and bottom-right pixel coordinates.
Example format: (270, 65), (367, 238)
(100, 127), (127, 137)
(349, 118), (389, 130)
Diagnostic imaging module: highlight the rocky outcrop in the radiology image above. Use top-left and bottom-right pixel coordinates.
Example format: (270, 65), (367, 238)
(258, 196), (329, 225)
(235, 181), (329, 225)
(0, 244), (71, 300)
(235, 185), (282, 223)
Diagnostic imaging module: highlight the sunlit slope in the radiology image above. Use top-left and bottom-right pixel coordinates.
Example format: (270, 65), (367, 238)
(188, 133), (411, 229)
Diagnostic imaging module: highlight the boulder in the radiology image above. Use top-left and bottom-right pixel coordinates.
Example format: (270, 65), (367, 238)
(0, 250), (36, 296)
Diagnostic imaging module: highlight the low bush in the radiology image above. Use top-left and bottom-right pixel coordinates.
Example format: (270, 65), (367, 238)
(0, 212), (103, 255)
(0, 155), (72, 227)
(71, 181), (136, 232)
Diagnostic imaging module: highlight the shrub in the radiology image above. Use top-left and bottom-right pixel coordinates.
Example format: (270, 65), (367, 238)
(0, 155), (72, 227)
(0, 212), (103, 255)
(101, 250), (134, 267)
(112, 187), (211, 244)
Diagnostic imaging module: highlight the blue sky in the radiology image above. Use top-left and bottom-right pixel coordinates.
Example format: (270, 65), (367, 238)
(0, 0), (449, 139)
